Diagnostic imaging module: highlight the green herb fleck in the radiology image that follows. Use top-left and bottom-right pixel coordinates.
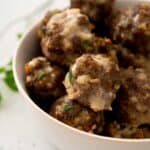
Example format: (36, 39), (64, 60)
(0, 67), (5, 73)
(64, 105), (73, 111)
(16, 32), (23, 39)
(81, 40), (92, 50)
(68, 69), (74, 84)
(3, 70), (18, 92)
(37, 70), (47, 80)
(0, 59), (18, 92)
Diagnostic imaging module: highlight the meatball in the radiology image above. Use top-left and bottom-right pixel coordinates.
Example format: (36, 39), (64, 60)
(111, 3), (150, 56)
(93, 37), (150, 69)
(41, 9), (96, 66)
(50, 96), (104, 133)
(114, 68), (150, 126)
(71, 0), (115, 24)
(106, 44), (150, 69)
(71, 0), (115, 36)
(25, 57), (65, 98)
(64, 54), (120, 112)
(105, 121), (150, 139)
(38, 10), (61, 39)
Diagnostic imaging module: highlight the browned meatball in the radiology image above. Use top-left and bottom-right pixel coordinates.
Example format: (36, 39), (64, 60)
(64, 54), (120, 112)
(92, 37), (150, 69)
(114, 68), (150, 126)
(41, 9), (96, 67)
(38, 10), (61, 39)
(105, 121), (150, 139)
(71, 0), (115, 24)
(50, 96), (104, 133)
(25, 57), (65, 98)
(71, 0), (115, 36)
(111, 3), (150, 56)
(106, 44), (150, 69)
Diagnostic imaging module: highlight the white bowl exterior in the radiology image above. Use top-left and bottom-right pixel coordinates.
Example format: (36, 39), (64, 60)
(13, 0), (150, 150)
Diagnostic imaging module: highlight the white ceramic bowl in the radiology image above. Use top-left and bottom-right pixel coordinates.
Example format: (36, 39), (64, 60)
(13, 0), (150, 149)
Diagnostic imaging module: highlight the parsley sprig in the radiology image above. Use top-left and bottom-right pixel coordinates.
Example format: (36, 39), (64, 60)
(37, 70), (47, 80)
(64, 105), (73, 111)
(0, 59), (18, 92)
(67, 68), (74, 85)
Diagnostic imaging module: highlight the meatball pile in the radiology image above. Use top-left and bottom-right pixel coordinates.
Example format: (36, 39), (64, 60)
(24, 1), (150, 139)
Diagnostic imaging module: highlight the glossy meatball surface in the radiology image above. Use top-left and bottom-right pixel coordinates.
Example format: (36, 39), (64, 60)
(41, 9), (96, 66)
(25, 57), (65, 98)
(50, 96), (104, 133)
(111, 3), (150, 56)
(114, 68), (150, 126)
(64, 54), (120, 112)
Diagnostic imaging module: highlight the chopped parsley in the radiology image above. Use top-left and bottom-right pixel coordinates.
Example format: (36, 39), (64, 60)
(37, 70), (47, 80)
(68, 69), (74, 84)
(0, 59), (18, 92)
(0, 67), (5, 73)
(3, 70), (18, 92)
(64, 105), (73, 111)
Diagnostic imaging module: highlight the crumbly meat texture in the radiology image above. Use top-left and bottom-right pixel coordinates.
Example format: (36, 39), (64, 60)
(71, 0), (115, 36)
(25, 57), (65, 98)
(64, 54), (120, 112)
(111, 3), (150, 56)
(94, 37), (150, 69)
(71, 0), (115, 24)
(106, 44), (150, 70)
(113, 68), (150, 126)
(38, 10), (61, 39)
(50, 96), (104, 133)
(105, 121), (150, 139)
(41, 9), (97, 67)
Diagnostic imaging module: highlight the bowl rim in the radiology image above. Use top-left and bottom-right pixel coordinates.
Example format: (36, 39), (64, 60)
(13, 21), (150, 144)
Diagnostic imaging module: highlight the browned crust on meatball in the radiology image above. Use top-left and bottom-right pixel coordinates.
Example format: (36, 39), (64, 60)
(41, 9), (97, 66)
(37, 10), (61, 39)
(50, 96), (104, 133)
(25, 57), (65, 98)
(114, 68), (150, 126)
(71, 0), (115, 24)
(111, 3), (150, 56)
(105, 121), (150, 139)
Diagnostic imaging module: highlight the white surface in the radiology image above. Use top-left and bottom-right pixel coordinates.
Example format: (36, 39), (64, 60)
(0, 0), (69, 149)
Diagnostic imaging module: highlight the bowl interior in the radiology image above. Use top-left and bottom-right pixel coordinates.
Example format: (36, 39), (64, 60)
(13, 0), (150, 142)
(14, 23), (41, 94)
(14, 0), (150, 101)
